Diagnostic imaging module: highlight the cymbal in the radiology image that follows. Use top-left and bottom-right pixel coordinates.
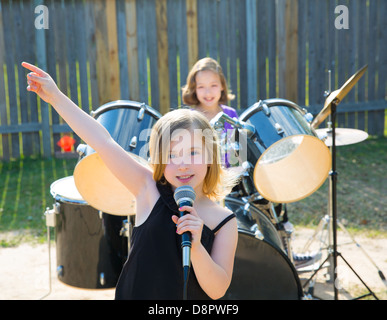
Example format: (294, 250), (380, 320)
(316, 128), (368, 147)
(311, 65), (368, 128)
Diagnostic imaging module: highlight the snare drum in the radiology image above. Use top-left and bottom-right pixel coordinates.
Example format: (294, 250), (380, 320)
(50, 176), (128, 289)
(74, 100), (161, 216)
(238, 99), (331, 203)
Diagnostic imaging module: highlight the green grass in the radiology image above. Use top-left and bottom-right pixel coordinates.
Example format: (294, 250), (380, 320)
(0, 156), (77, 245)
(287, 136), (387, 236)
(0, 137), (386, 247)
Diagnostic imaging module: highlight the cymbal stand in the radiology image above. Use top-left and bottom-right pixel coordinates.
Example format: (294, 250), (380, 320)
(302, 100), (378, 300)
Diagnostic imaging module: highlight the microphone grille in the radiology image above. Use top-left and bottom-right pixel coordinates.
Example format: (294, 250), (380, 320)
(173, 186), (196, 206)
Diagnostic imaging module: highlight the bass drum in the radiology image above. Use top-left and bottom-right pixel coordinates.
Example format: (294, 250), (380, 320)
(50, 176), (128, 289)
(74, 100), (161, 216)
(223, 197), (303, 300)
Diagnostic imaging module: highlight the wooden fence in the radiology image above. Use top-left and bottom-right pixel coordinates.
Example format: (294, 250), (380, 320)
(0, 0), (386, 160)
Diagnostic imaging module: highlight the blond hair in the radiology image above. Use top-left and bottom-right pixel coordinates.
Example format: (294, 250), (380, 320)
(149, 109), (239, 201)
(182, 57), (235, 106)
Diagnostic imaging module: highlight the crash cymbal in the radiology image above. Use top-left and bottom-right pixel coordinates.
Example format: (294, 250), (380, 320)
(311, 65), (368, 128)
(316, 128), (368, 147)
(73, 152), (149, 216)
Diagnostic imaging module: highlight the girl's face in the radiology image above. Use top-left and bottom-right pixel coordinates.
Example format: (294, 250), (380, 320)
(195, 70), (223, 110)
(164, 129), (209, 195)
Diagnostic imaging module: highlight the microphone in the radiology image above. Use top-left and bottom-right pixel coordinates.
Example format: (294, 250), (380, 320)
(173, 186), (196, 268)
(173, 185), (196, 299)
(210, 111), (256, 138)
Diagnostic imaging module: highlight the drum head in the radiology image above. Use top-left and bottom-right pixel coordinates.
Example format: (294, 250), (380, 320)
(224, 231), (302, 300)
(73, 101), (160, 215)
(253, 134), (331, 203)
(73, 152), (148, 216)
(50, 176), (86, 204)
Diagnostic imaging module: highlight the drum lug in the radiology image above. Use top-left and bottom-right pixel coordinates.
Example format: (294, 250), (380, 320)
(45, 202), (60, 227)
(138, 104), (146, 120)
(76, 143), (87, 157)
(251, 224), (264, 240)
(129, 136), (137, 149)
(100, 272), (105, 286)
(262, 103), (270, 116)
(120, 219), (130, 238)
(304, 112), (314, 123)
(243, 202), (250, 215)
(57, 265), (64, 278)
(274, 123), (284, 135)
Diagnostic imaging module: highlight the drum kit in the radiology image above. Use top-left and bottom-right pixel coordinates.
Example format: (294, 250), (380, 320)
(42, 66), (381, 300)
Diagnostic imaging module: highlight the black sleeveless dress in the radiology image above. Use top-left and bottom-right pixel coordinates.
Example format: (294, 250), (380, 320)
(115, 182), (235, 300)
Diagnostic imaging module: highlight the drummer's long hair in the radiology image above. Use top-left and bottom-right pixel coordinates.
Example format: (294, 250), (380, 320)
(149, 109), (239, 201)
(182, 57), (235, 106)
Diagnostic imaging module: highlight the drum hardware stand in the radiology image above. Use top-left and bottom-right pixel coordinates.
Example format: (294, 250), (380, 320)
(302, 100), (378, 300)
(120, 215), (134, 255)
(242, 192), (294, 262)
(267, 201), (294, 262)
(302, 207), (387, 283)
(39, 203), (59, 300)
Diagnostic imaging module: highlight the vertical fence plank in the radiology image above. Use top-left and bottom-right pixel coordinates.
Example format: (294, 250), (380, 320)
(156, 0), (170, 114)
(186, 0), (198, 69)
(75, 0), (91, 112)
(145, 0), (159, 110)
(177, 0), (188, 93)
(44, 0), (57, 153)
(3, 1), (20, 158)
(125, 0), (139, 101)
(15, 1), (31, 156)
(369, 0), (386, 135)
(197, 0), (208, 59)
(94, 0), (120, 106)
(94, 0), (109, 105)
(347, 0), (358, 129)
(116, 0), (129, 100)
(356, 0), (367, 131)
(106, 0), (121, 102)
(85, 0), (99, 109)
(246, 0), (257, 105)
(136, 0), (148, 104)
(0, 1), (9, 160)
(257, 0), (267, 101)
(267, 0), (276, 99)
(297, 0), (306, 106)
(34, 0), (51, 157)
(166, 0), (178, 108)
(218, 0), (228, 82)
(228, 0), (238, 109)
(285, 0), (298, 102)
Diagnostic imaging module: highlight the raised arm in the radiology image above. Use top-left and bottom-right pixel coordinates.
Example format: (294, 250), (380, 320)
(22, 62), (153, 198)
